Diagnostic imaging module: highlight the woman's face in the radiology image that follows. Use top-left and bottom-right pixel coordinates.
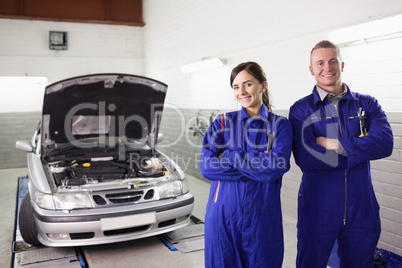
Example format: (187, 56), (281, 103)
(232, 70), (266, 115)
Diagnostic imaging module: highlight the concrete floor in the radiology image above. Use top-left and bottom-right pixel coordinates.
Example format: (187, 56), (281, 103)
(1, 167), (299, 268)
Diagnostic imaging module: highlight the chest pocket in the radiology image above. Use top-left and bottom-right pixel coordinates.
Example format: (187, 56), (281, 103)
(346, 115), (362, 137)
(309, 116), (339, 139)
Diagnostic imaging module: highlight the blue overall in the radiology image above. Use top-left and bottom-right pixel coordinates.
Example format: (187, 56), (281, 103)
(200, 105), (293, 268)
(289, 84), (393, 268)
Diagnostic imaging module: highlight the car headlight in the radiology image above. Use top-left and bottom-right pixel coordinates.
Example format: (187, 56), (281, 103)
(181, 178), (190, 194)
(34, 191), (93, 210)
(158, 178), (190, 199)
(34, 191), (55, 210)
(53, 192), (93, 210)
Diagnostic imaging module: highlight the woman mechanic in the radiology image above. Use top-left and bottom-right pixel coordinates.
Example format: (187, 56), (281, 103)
(200, 61), (293, 267)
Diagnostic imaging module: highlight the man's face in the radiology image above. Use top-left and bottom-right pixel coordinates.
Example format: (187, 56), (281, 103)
(309, 47), (344, 94)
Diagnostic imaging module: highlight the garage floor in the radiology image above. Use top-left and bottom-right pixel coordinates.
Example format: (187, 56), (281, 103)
(0, 167), (299, 268)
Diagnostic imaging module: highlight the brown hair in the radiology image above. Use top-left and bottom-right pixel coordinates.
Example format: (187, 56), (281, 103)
(230, 61), (272, 112)
(310, 40), (342, 62)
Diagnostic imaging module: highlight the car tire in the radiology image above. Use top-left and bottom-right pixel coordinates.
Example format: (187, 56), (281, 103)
(19, 193), (42, 246)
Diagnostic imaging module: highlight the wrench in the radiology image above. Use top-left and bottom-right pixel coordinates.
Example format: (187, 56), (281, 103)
(357, 107), (367, 136)
(267, 130), (276, 152)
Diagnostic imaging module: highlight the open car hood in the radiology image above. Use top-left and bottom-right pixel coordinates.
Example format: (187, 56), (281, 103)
(41, 74), (167, 157)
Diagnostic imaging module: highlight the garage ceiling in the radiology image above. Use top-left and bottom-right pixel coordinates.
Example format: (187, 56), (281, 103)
(0, 0), (144, 26)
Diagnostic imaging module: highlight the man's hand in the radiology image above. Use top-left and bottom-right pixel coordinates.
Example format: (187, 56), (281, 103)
(316, 137), (339, 152)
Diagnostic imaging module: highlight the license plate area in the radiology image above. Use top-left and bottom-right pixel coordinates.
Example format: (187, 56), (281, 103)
(101, 212), (156, 231)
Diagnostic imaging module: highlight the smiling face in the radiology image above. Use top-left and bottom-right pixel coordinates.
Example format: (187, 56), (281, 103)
(309, 47), (344, 95)
(232, 70), (266, 117)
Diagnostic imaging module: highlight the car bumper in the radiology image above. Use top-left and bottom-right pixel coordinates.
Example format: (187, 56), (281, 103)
(32, 193), (194, 247)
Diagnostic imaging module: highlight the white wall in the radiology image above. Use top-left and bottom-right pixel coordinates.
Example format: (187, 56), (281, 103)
(143, 0), (402, 112)
(0, 19), (145, 113)
(0, 19), (144, 85)
(340, 38), (402, 111)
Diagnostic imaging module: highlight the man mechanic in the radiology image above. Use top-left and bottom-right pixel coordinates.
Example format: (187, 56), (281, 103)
(289, 40), (394, 268)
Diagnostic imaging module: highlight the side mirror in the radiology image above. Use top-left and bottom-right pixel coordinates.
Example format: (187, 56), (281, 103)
(15, 140), (33, 152)
(158, 133), (163, 143)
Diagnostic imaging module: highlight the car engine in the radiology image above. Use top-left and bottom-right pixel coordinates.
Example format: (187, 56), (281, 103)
(49, 156), (169, 188)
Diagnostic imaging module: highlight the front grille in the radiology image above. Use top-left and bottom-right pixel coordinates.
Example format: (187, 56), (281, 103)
(93, 195), (107, 205)
(105, 190), (144, 203)
(144, 189), (154, 200)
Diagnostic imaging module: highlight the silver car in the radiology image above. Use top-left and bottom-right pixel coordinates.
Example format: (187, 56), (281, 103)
(15, 74), (194, 247)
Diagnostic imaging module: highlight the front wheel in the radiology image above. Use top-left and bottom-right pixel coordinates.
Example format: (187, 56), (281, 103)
(19, 193), (42, 246)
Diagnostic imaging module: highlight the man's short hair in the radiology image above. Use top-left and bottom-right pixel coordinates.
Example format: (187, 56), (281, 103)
(310, 40), (342, 62)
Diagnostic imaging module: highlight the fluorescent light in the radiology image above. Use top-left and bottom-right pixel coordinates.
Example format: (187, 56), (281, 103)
(365, 31), (402, 43)
(181, 58), (224, 73)
(329, 14), (402, 46)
